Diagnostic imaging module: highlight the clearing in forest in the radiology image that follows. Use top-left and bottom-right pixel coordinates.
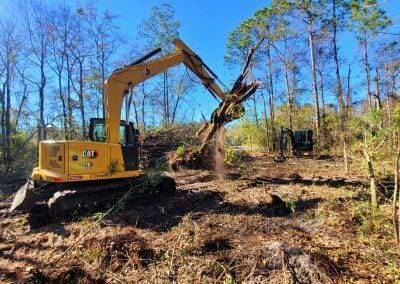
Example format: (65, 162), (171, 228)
(0, 153), (398, 283)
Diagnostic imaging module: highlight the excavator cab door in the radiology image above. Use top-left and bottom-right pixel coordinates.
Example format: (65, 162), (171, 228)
(120, 122), (139, 171)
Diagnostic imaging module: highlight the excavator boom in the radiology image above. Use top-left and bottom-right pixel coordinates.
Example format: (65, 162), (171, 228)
(104, 38), (226, 144)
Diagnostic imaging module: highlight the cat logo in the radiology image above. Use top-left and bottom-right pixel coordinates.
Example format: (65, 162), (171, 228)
(82, 150), (96, 158)
(140, 68), (150, 76)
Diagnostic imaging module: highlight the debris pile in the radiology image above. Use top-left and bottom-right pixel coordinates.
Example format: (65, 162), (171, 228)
(140, 125), (201, 168)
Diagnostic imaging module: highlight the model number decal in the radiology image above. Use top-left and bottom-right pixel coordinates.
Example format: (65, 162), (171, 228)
(82, 150), (96, 158)
(83, 162), (93, 168)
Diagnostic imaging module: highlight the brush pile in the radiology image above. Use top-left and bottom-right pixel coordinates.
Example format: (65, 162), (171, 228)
(140, 124), (201, 168)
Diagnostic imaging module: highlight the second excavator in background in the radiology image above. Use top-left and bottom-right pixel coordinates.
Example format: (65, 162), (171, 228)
(276, 126), (314, 162)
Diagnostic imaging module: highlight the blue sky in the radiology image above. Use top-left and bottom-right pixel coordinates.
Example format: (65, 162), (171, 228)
(1, 0), (399, 123)
(99, 0), (267, 81)
(98, 0), (269, 118)
(96, 0), (400, 117)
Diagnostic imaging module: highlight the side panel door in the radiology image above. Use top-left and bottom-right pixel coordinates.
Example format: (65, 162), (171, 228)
(40, 142), (66, 174)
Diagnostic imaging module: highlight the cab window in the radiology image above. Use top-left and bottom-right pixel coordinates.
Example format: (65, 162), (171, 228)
(119, 125), (126, 144)
(89, 118), (137, 145)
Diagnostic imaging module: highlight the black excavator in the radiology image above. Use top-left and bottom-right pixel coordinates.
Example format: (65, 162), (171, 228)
(276, 126), (314, 162)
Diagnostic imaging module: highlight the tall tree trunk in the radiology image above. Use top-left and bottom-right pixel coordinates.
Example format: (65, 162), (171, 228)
(253, 96), (260, 129)
(364, 148), (378, 208)
(332, 0), (347, 168)
(66, 54), (73, 139)
(132, 100), (139, 128)
(318, 69), (327, 149)
(162, 71), (170, 127)
(266, 40), (276, 150)
(5, 57), (12, 170)
(346, 66), (351, 109)
(101, 49), (106, 120)
(39, 59), (47, 141)
(252, 96), (260, 148)
(332, 0), (344, 118)
(78, 60), (86, 139)
(0, 83), (6, 166)
(141, 83), (147, 133)
(393, 130), (400, 242)
(261, 93), (270, 150)
(363, 39), (372, 110)
(308, 24), (321, 138)
(58, 75), (68, 140)
(15, 83), (28, 130)
(374, 68), (382, 110)
(396, 131), (400, 241)
(166, 71), (169, 124)
(171, 95), (182, 124)
(284, 66), (293, 129)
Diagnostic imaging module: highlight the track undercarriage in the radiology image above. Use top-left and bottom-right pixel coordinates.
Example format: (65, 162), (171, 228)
(10, 175), (176, 218)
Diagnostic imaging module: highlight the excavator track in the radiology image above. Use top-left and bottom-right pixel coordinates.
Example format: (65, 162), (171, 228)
(10, 176), (176, 219)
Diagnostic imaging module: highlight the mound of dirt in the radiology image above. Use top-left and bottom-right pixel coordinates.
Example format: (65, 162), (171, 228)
(168, 145), (216, 171)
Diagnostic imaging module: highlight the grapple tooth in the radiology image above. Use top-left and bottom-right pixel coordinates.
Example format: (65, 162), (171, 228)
(9, 178), (39, 212)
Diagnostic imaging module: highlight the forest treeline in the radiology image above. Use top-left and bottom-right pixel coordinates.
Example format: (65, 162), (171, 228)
(223, 0), (400, 239)
(0, 1), (196, 177)
(224, 0), (400, 212)
(0, 0), (399, 214)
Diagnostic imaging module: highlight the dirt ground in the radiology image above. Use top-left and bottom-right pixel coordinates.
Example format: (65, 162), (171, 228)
(1, 153), (399, 283)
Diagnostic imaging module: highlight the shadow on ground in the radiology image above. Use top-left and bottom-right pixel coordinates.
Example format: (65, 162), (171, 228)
(23, 187), (322, 233)
(252, 176), (365, 188)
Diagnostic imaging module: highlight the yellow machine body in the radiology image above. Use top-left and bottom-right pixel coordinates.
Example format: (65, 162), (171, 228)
(33, 141), (141, 183)
(31, 38), (226, 185)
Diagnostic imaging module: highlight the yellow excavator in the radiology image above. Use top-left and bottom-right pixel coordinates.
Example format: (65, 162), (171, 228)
(10, 39), (228, 214)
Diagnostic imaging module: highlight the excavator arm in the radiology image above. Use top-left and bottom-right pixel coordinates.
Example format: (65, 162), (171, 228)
(104, 38), (226, 144)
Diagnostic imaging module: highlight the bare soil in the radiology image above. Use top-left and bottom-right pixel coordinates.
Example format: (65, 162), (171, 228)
(1, 153), (399, 283)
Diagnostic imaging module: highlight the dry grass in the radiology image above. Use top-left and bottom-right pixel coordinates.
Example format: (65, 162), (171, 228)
(1, 153), (399, 283)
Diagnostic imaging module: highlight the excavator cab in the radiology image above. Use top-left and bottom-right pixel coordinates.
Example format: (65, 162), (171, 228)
(89, 118), (140, 171)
